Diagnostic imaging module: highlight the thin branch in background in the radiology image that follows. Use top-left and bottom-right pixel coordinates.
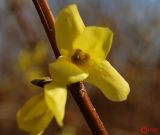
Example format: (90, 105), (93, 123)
(8, 0), (50, 75)
(32, 0), (108, 135)
(8, 0), (38, 46)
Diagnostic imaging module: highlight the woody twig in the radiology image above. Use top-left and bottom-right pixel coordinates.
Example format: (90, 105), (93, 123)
(32, 0), (108, 134)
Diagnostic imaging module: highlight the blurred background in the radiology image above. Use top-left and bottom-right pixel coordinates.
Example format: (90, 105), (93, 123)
(0, 0), (160, 135)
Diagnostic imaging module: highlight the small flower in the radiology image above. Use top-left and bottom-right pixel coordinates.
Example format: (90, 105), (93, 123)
(17, 4), (130, 135)
(18, 41), (49, 83)
(17, 82), (67, 135)
(17, 94), (53, 135)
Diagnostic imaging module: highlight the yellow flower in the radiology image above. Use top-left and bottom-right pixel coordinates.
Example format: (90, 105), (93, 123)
(17, 4), (130, 135)
(17, 94), (53, 135)
(18, 41), (49, 84)
(50, 4), (130, 101)
(17, 82), (67, 135)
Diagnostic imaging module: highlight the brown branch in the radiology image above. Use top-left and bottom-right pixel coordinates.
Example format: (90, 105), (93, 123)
(32, 0), (60, 58)
(8, 0), (38, 46)
(32, 0), (108, 134)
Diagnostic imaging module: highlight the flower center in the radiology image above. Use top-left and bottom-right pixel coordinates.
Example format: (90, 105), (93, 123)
(71, 49), (90, 65)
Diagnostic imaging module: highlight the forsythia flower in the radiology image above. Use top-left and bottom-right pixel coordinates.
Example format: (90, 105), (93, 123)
(18, 41), (49, 83)
(17, 84), (66, 135)
(17, 4), (130, 135)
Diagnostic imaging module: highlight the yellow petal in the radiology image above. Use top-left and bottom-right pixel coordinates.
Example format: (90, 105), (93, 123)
(25, 68), (44, 82)
(55, 4), (85, 56)
(30, 131), (43, 135)
(44, 82), (67, 126)
(86, 60), (130, 101)
(18, 49), (33, 71)
(49, 57), (88, 84)
(73, 26), (113, 60)
(33, 41), (49, 64)
(17, 93), (53, 135)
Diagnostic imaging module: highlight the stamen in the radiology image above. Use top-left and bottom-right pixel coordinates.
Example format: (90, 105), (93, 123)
(71, 49), (90, 65)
